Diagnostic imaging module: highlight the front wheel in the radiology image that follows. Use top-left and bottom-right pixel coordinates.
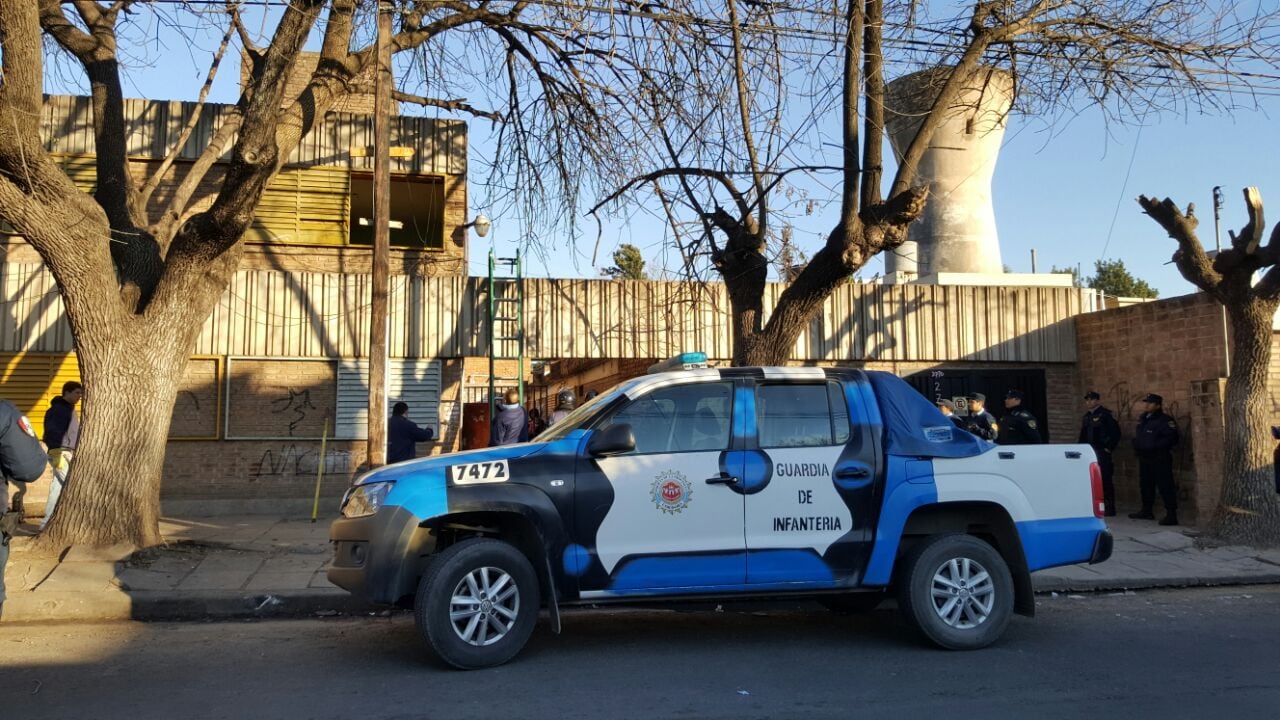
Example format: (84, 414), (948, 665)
(414, 538), (540, 669)
(897, 534), (1014, 650)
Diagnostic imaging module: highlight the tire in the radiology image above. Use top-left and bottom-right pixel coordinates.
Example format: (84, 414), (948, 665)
(819, 592), (886, 614)
(414, 538), (541, 669)
(897, 534), (1014, 650)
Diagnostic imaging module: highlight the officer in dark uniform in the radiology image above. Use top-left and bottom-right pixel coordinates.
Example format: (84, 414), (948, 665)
(1, 399), (52, 619)
(936, 399), (972, 433)
(964, 393), (999, 441)
(1079, 391), (1121, 516)
(1130, 393), (1180, 524)
(997, 390), (1043, 445)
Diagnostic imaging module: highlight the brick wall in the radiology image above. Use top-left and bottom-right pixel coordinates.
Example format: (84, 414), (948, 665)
(1076, 292), (1229, 523)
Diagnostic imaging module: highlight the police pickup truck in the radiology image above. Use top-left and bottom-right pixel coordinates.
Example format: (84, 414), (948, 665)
(330, 359), (1112, 669)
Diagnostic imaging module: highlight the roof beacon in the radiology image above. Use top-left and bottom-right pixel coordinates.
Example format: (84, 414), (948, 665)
(647, 352), (709, 374)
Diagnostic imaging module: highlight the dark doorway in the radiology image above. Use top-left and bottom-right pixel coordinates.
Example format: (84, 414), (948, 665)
(904, 368), (1051, 441)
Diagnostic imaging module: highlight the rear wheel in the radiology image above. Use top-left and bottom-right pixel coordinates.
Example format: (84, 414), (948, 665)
(414, 538), (540, 669)
(898, 534), (1013, 650)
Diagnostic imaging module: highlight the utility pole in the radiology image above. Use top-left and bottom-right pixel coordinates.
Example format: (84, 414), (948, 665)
(1213, 185), (1231, 374)
(367, 0), (392, 468)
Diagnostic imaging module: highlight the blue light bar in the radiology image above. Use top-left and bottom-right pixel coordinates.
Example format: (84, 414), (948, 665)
(647, 352), (710, 374)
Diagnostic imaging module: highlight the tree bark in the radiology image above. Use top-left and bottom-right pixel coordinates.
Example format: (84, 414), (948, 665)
(1213, 300), (1280, 545)
(37, 325), (189, 549)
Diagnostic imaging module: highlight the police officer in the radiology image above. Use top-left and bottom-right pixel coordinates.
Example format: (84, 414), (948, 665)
(1, 399), (52, 619)
(937, 399), (975, 435)
(1080, 391), (1121, 516)
(1130, 393), (1180, 525)
(548, 389), (576, 426)
(997, 390), (1043, 445)
(964, 393), (999, 441)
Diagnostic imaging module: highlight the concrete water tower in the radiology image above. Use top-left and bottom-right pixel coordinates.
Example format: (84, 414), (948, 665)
(884, 66), (1014, 276)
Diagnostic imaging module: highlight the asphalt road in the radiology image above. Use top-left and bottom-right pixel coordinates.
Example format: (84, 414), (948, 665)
(2, 587), (1279, 720)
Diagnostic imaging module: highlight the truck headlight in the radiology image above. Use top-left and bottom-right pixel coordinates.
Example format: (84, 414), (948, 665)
(341, 481), (395, 518)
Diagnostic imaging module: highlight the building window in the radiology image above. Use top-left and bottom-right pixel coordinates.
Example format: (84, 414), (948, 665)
(348, 174), (445, 250)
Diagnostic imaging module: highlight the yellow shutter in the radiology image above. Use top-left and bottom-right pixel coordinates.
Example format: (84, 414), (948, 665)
(246, 166), (349, 245)
(0, 352), (81, 438)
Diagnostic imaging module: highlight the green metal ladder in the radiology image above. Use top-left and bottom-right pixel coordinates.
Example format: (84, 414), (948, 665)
(487, 248), (524, 415)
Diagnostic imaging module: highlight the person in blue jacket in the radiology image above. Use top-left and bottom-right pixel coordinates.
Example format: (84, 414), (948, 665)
(1, 399), (52, 619)
(490, 390), (529, 446)
(387, 402), (434, 463)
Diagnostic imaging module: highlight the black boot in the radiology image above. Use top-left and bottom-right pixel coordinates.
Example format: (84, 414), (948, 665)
(1128, 510), (1155, 520)
(1158, 512), (1179, 526)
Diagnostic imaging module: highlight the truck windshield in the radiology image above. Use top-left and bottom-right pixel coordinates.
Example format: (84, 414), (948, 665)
(536, 384), (631, 442)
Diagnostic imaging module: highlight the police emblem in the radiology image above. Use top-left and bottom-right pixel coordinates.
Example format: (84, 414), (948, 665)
(16, 416), (35, 438)
(651, 470), (692, 514)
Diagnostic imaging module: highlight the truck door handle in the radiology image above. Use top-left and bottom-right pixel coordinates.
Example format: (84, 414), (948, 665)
(835, 467), (870, 479)
(705, 474), (739, 486)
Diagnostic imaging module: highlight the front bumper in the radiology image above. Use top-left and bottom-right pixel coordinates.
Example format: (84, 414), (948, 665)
(1089, 529), (1114, 565)
(328, 505), (437, 605)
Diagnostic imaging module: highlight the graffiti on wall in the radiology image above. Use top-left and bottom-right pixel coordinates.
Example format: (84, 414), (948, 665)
(251, 444), (352, 481)
(270, 387), (317, 436)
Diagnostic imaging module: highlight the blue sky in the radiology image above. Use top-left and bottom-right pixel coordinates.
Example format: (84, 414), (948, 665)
(45, 5), (1280, 299)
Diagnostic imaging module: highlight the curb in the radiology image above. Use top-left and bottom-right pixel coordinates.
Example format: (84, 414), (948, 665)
(6, 575), (1280, 623)
(2, 589), (380, 623)
(1031, 572), (1280, 594)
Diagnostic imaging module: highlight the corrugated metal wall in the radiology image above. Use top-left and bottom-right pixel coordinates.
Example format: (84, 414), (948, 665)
(40, 95), (466, 174)
(0, 264), (1083, 363)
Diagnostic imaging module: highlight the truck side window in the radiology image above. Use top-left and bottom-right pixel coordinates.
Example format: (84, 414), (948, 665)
(758, 384), (835, 448)
(607, 381), (733, 454)
(828, 381), (851, 445)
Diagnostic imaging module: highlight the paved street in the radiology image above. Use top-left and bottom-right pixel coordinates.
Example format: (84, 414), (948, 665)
(2, 586), (1279, 719)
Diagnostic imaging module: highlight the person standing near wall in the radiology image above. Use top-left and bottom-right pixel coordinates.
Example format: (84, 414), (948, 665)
(41, 382), (82, 529)
(387, 402), (435, 463)
(1130, 393), (1180, 526)
(1080, 391), (1121, 516)
(1, 399), (52, 619)
(936, 399), (972, 433)
(964, 393), (998, 441)
(997, 390), (1042, 445)
(548, 389), (576, 427)
(490, 390), (530, 446)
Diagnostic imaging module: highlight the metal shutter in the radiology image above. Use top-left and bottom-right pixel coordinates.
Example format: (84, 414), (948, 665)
(0, 352), (81, 437)
(335, 359), (442, 439)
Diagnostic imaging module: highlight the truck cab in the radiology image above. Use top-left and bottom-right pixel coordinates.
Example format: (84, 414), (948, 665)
(329, 362), (1112, 669)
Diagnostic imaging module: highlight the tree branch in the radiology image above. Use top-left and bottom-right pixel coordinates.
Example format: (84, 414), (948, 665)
(136, 13), (236, 219)
(1137, 194), (1223, 298)
(391, 91), (503, 122)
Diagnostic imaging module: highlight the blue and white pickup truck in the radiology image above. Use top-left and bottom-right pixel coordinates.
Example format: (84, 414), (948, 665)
(330, 362), (1112, 669)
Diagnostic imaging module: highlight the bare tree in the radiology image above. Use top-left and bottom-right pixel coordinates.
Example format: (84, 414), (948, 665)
(594, 0), (1280, 366)
(0, 0), (687, 550)
(1139, 188), (1280, 546)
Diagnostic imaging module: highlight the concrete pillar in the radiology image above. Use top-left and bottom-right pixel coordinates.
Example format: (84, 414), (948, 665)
(884, 66), (1014, 275)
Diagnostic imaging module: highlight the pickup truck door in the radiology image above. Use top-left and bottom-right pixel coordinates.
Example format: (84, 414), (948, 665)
(579, 379), (747, 592)
(744, 379), (880, 586)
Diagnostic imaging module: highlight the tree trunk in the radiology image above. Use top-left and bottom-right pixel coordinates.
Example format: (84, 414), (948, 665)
(1213, 300), (1280, 545)
(722, 238), (769, 367)
(34, 326), (190, 550)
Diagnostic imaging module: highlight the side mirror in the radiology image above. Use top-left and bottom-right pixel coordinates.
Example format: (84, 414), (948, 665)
(587, 423), (636, 457)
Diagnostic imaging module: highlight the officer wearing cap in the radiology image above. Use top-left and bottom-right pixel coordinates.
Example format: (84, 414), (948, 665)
(997, 390), (1043, 445)
(1130, 393), (1180, 525)
(936, 399), (971, 433)
(964, 393), (998, 441)
(1080, 391), (1121, 516)
(0, 399), (52, 619)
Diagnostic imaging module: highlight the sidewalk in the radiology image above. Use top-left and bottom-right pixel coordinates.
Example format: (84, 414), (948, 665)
(4, 515), (1280, 623)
